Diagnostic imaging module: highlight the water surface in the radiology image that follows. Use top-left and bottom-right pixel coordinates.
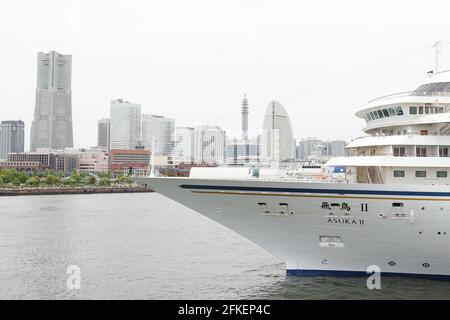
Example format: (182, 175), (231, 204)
(0, 193), (449, 299)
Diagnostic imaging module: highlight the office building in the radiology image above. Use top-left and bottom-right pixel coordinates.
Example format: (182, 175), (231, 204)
(172, 127), (194, 163)
(226, 136), (261, 165)
(7, 151), (79, 174)
(261, 100), (295, 162)
(328, 140), (347, 157)
(109, 149), (151, 175)
(0, 120), (24, 160)
(30, 51), (73, 151)
(142, 114), (174, 155)
(296, 138), (348, 161)
(193, 125), (226, 165)
(97, 118), (110, 149)
(110, 99), (141, 149)
(65, 147), (109, 173)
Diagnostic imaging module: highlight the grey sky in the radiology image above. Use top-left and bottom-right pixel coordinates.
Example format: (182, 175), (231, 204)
(1, 0), (450, 150)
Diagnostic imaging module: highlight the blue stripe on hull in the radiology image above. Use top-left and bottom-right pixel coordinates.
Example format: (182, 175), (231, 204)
(286, 269), (450, 280)
(180, 184), (450, 197)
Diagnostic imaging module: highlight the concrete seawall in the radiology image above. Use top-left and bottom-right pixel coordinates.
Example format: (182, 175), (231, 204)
(0, 185), (154, 196)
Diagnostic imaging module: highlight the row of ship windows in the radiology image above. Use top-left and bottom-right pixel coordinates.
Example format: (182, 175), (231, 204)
(365, 106), (446, 122)
(393, 170), (448, 178)
(409, 106), (445, 115)
(393, 147), (449, 157)
(365, 107), (403, 121)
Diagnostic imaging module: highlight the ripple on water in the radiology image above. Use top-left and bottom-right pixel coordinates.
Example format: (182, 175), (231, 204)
(0, 193), (449, 299)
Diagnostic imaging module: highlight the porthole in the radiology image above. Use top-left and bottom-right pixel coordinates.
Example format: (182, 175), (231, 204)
(422, 263), (430, 268)
(388, 261), (396, 267)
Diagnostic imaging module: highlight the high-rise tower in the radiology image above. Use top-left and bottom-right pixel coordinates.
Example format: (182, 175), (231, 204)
(97, 118), (110, 150)
(109, 99), (141, 150)
(241, 94), (249, 140)
(261, 100), (295, 163)
(142, 114), (175, 155)
(30, 51), (73, 151)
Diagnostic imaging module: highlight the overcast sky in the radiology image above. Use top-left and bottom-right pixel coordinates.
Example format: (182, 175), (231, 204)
(2, 0), (450, 150)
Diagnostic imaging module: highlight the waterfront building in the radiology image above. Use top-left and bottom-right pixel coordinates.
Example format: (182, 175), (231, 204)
(193, 125), (226, 165)
(261, 101), (295, 163)
(109, 99), (141, 150)
(65, 147), (109, 173)
(7, 151), (79, 174)
(109, 149), (150, 175)
(0, 161), (43, 172)
(0, 120), (25, 161)
(142, 114), (174, 155)
(30, 51), (73, 151)
(172, 127), (194, 163)
(97, 118), (110, 150)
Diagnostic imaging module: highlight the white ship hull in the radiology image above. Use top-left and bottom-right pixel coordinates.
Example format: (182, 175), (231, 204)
(135, 176), (450, 278)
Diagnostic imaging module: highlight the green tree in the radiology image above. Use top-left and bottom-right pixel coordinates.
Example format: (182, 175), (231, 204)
(63, 177), (77, 186)
(44, 168), (53, 177)
(45, 174), (58, 185)
(18, 171), (28, 184)
(32, 168), (39, 177)
(86, 175), (96, 185)
(0, 170), (11, 184)
(99, 178), (111, 186)
(12, 178), (21, 186)
(26, 176), (40, 187)
(71, 170), (81, 183)
(119, 175), (133, 184)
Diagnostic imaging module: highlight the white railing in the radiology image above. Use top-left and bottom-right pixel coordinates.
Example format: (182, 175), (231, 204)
(367, 91), (412, 104)
(367, 91), (450, 104)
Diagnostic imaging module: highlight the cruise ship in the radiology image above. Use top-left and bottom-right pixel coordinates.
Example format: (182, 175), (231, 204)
(135, 68), (450, 279)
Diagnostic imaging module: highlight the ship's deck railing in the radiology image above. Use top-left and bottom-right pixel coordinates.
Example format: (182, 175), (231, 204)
(367, 91), (450, 104)
(132, 174), (349, 184)
(350, 131), (450, 142)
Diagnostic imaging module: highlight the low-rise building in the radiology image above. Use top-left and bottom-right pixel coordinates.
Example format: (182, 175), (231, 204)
(7, 151), (79, 175)
(0, 161), (44, 172)
(109, 149), (151, 175)
(65, 147), (109, 173)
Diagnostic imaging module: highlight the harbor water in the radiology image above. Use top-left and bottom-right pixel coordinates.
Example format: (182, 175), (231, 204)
(1, 193), (449, 299)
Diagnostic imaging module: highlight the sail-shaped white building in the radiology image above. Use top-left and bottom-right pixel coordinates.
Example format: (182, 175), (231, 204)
(261, 100), (295, 163)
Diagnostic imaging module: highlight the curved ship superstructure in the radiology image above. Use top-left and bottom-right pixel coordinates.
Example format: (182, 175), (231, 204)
(135, 70), (450, 278)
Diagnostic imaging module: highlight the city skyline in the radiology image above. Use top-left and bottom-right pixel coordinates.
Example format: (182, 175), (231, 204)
(0, 47), (351, 156)
(2, 1), (448, 151)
